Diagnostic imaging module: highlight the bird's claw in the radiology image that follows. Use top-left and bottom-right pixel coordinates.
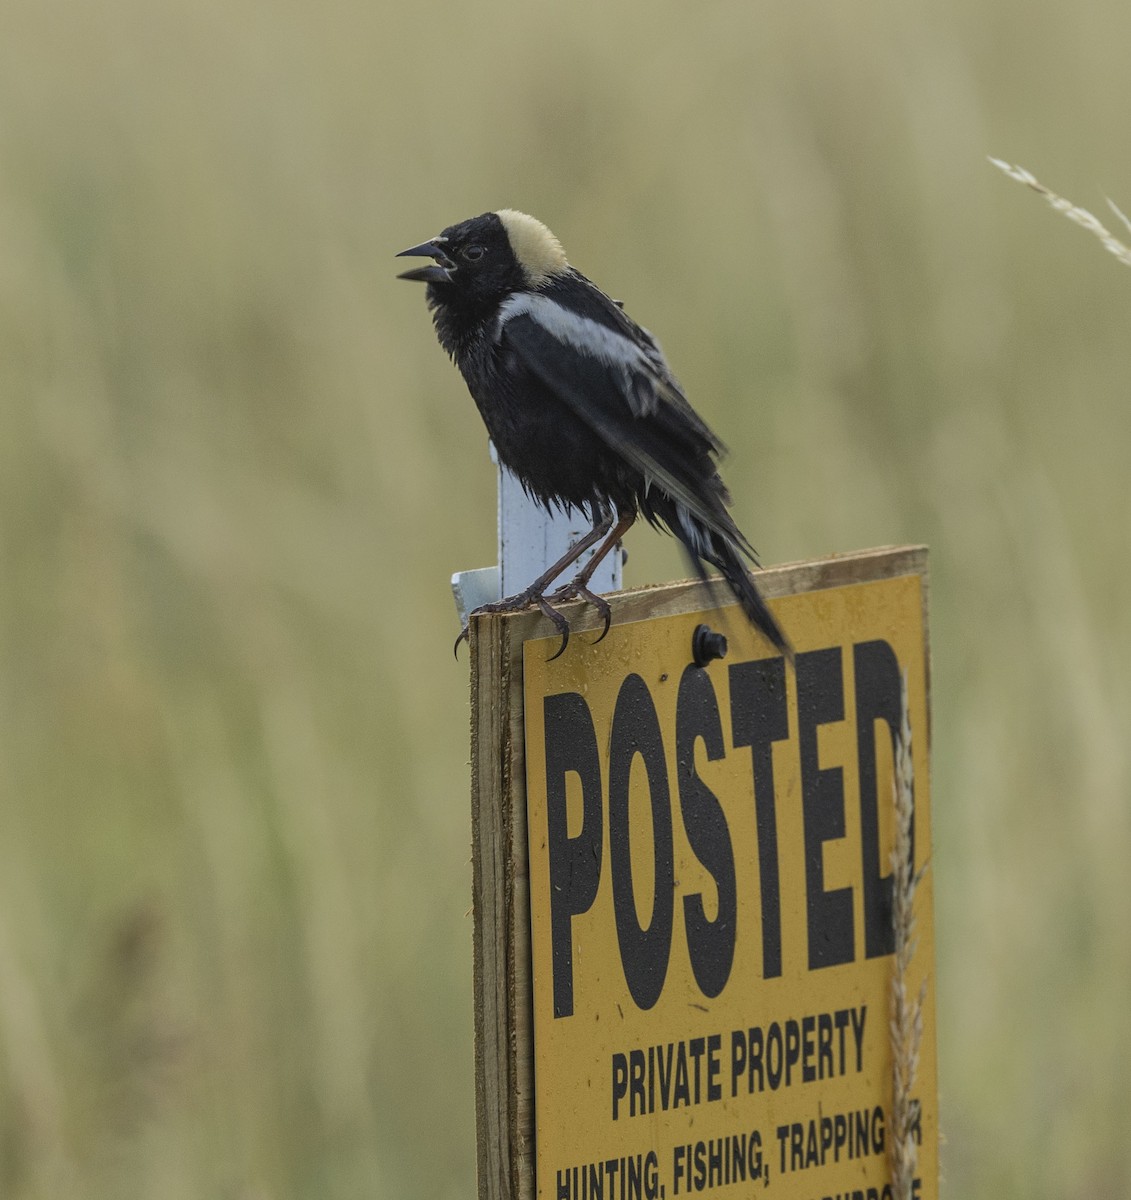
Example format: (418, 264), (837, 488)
(454, 586), (575, 661)
(453, 572), (616, 662)
(536, 595), (572, 661)
(547, 582), (613, 645)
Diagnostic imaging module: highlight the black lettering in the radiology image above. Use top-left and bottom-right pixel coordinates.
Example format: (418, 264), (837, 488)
(805, 1119), (818, 1168)
(708, 1139), (723, 1188)
(784, 1019), (800, 1085)
(729, 656), (789, 978)
(766, 1023), (783, 1089)
(644, 1152), (660, 1200)
(796, 649), (855, 968)
(544, 692), (604, 1018)
(834, 1112), (847, 1155)
(820, 1115), (833, 1159)
(657, 1043), (675, 1108)
(801, 1014), (816, 1082)
(789, 1122), (803, 1170)
(817, 1011), (834, 1078)
(850, 1005), (867, 1071)
(608, 674), (674, 1010)
(629, 1049), (645, 1116)
(748, 1026), (765, 1091)
(707, 1033), (722, 1101)
(676, 666), (737, 997)
(688, 1037), (705, 1103)
(854, 640), (905, 958)
(835, 1009), (850, 1068)
(673, 1044), (690, 1107)
(730, 1029), (746, 1097)
(612, 1053), (628, 1119)
(673, 1145), (686, 1195)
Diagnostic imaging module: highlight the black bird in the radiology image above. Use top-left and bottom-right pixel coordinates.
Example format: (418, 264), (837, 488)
(398, 209), (790, 659)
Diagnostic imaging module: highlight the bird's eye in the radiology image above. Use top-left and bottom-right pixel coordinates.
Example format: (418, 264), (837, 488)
(462, 244), (486, 262)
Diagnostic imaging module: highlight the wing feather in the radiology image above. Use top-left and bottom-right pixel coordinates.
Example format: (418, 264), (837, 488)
(498, 300), (738, 543)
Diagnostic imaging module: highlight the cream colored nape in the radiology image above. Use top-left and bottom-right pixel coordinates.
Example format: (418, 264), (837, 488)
(496, 209), (569, 287)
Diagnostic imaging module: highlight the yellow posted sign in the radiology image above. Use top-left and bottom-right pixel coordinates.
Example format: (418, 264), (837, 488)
(515, 550), (936, 1200)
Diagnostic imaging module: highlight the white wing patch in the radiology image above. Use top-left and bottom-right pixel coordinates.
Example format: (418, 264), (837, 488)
(497, 292), (663, 414)
(499, 293), (732, 540)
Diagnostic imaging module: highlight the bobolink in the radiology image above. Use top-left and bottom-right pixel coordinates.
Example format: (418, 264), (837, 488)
(398, 209), (790, 659)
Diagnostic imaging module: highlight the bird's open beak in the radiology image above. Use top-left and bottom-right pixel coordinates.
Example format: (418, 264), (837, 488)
(396, 240), (456, 284)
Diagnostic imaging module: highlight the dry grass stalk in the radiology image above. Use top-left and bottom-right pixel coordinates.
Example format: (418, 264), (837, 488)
(889, 670), (927, 1200)
(989, 157), (1131, 268)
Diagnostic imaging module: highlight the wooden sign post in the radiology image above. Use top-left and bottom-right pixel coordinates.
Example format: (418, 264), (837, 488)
(470, 546), (936, 1200)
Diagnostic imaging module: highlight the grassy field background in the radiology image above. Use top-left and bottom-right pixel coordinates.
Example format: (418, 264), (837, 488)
(2, 0), (1130, 1196)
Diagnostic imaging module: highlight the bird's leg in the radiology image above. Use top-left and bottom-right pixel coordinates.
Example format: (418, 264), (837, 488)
(547, 513), (635, 644)
(454, 514), (615, 658)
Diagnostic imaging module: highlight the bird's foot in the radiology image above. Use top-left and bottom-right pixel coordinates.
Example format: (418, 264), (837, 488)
(454, 586), (573, 660)
(546, 581), (613, 645)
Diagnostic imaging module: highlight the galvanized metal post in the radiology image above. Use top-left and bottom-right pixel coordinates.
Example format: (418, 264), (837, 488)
(451, 444), (622, 623)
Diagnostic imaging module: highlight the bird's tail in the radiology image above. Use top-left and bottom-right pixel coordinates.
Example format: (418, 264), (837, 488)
(652, 493), (793, 659)
(704, 531), (794, 661)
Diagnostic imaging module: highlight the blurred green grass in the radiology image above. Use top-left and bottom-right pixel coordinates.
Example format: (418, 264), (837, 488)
(1, 0), (1130, 1195)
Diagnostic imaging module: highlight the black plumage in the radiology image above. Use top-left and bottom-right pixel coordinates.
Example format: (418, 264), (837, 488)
(398, 209), (790, 659)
